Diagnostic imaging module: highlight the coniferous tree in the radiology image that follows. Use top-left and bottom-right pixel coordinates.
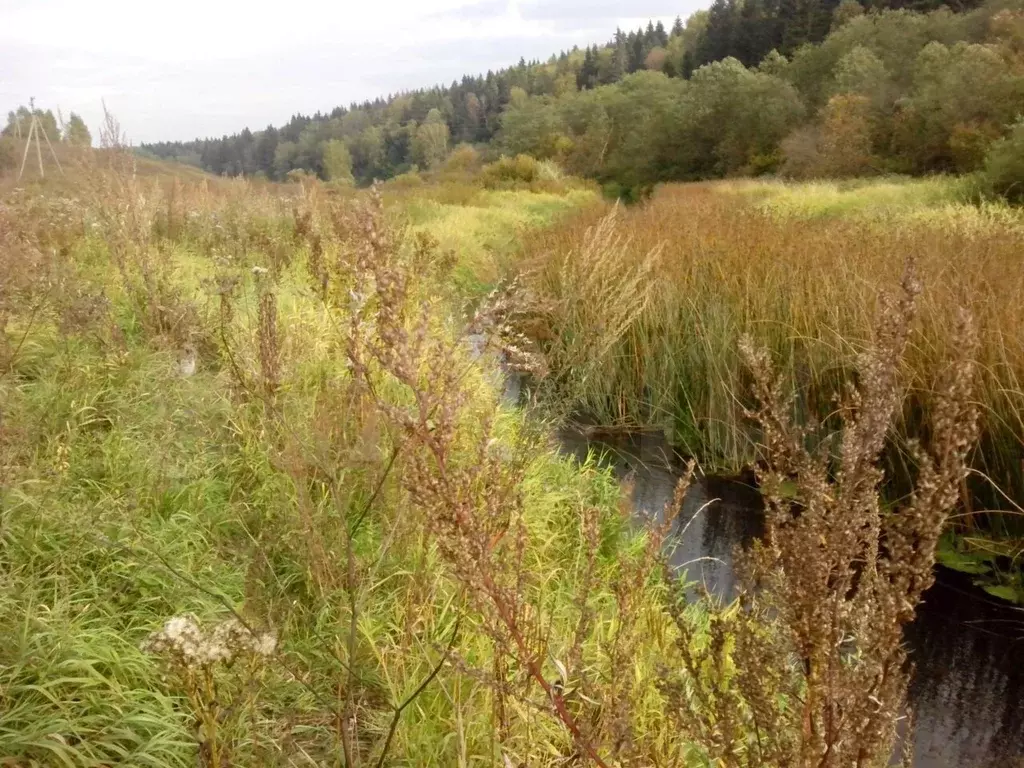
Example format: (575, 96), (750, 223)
(682, 50), (696, 79)
(697, 0), (741, 66)
(254, 127), (279, 177)
(577, 46), (599, 90)
(629, 31), (647, 72)
(655, 20), (670, 46)
(778, 0), (811, 53)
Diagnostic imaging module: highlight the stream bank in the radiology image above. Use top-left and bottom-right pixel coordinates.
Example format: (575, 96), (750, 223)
(557, 427), (1024, 768)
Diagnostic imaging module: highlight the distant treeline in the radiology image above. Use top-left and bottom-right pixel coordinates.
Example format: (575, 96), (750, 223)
(139, 0), (1024, 193)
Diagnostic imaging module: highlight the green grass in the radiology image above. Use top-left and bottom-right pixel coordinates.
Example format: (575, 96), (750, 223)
(720, 175), (1006, 220)
(0, 328), (240, 764)
(0, 170), (684, 765)
(401, 187), (599, 295)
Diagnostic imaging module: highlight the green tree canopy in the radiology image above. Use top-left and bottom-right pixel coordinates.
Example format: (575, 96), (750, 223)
(3, 106), (60, 142)
(411, 109), (450, 169)
(321, 139), (354, 183)
(64, 113), (92, 147)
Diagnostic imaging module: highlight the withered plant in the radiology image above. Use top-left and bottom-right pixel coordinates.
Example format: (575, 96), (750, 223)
(339, 189), (681, 765)
(664, 264), (979, 767)
(140, 614), (277, 768)
(466, 276), (550, 381)
(87, 140), (197, 345)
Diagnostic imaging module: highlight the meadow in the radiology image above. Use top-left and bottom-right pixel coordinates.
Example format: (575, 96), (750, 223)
(0, 153), (703, 766)
(513, 177), (1024, 598)
(0, 150), (999, 766)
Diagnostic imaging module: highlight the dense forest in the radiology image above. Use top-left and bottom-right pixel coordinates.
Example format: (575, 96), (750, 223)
(139, 0), (1024, 194)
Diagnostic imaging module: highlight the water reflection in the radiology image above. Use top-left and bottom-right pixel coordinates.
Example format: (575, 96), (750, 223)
(907, 573), (1024, 766)
(558, 428), (1024, 768)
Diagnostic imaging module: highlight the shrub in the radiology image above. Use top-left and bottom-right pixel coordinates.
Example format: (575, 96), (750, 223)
(536, 159), (565, 182)
(818, 94), (879, 178)
(386, 169), (425, 189)
(481, 153), (541, 187)
(441, 143), (482, 174)
(949, 120), (1001, 172)
(0, 136), (18, 175)
(601, 181), (649, 203)
(781, 96), (880, 180)
(982, 118), (1024, 203)
(780, 125), (825, 179)
(285, 168), (318, 185)
(744, 150), (784, 176)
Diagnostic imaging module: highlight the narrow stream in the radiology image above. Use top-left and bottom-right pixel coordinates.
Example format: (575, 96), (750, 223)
(557, 428), (1024, 768)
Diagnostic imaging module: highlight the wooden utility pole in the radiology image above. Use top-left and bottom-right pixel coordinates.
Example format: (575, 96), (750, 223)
(17, 97), (64, 181)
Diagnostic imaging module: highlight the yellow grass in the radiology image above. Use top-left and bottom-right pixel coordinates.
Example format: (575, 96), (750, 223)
(517, 181), (1024, 512)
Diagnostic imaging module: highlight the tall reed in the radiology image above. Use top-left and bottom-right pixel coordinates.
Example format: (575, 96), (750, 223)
(519, 181), (1024, 522)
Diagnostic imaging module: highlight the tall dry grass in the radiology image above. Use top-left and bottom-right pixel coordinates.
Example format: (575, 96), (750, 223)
(0, 156), (683, 766)
(0, 149), (993, 766)
(519, 182), (1024, 522)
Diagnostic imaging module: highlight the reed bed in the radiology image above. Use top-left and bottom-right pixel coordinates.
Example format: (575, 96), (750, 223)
(519, 181), (1024, 520)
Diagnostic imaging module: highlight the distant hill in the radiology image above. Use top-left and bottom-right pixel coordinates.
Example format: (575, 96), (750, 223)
(138, 0), (1021, 195)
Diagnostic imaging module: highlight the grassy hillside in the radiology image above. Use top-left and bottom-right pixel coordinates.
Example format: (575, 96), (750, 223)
(135, 0), (1024, 204)
(0, 144), (225, 201)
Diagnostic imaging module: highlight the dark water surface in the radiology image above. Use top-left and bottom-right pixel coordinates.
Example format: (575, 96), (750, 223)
(557, 428), (1024, 768)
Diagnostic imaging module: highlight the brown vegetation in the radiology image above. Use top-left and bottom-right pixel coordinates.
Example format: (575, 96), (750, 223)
(0, 149), (990, 766)
(518, 183), (1024, 518)
(665, 265), (979, 766)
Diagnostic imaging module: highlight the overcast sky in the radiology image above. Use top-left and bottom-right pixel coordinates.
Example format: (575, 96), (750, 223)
(1, 0), (706, 144)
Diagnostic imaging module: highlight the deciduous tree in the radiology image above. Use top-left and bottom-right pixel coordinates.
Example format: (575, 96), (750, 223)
(63, 113), (92, 147)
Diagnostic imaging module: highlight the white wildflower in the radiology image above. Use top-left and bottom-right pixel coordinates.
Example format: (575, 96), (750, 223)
(250, 631), (278, 657)
(177, 342), (197, 377)
(140, 613), (205, 666)
(142, 614), (276, 669)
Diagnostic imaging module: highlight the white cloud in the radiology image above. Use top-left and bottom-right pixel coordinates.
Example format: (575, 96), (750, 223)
(0, 0), (706, 143)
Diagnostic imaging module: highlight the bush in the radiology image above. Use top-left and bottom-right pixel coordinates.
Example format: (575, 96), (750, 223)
(386, 169), (425, 189)
(780, 125), (824, 179)
(0, 136), (19, 175)
(601, 181), (650, 203)
(949, 120), (1001, 173)
(441, 143), (482, 174)
(481, 153), (541, 187)
(982, 119), (1024, 203)
(744, 151), (784, 176)
(285, 168), (318, 185)
(536, 159), (565, 182)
